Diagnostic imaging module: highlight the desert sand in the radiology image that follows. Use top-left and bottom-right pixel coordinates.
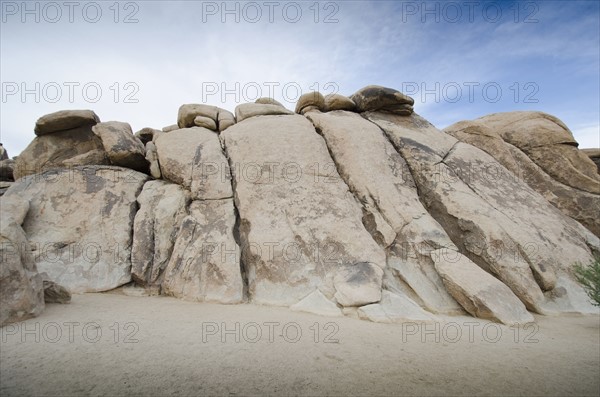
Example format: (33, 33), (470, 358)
(1, 293), (599, 396)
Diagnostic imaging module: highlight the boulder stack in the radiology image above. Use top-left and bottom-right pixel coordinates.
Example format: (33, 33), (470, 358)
(1, 85), (598, 328)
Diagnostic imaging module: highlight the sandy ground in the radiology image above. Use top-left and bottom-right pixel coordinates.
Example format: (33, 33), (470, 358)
(1, 293), (599, 397)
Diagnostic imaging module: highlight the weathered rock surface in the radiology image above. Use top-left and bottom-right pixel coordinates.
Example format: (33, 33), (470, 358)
(365, 111), (599, 314)
(324, 94), (356, 112)
(432, 248), (534, 325)
(234, 103), (294, 122)
(6, 87), (600, 326)
(34, 109), (99, 136)
(221, 114), (386, 306)
(474, 112), (600, 194)
(131, 180), (190, 288)
(0, 199), (45, 326)
(92, 121), (148, 173)
(307, 110), (462, 314)
(162, 199), (244, 303)
(178, 104), (219, 128)
(3, 166), (148, 293)
(155, 127), (232, 200)
(444, 120), (600, 237)
(14, 124), (109, 180)
(351, 85), (414, 115)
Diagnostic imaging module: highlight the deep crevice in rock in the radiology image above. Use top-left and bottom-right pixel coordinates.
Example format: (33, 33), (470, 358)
(219, 135), (249, 302)
(307, 116), (391, 250)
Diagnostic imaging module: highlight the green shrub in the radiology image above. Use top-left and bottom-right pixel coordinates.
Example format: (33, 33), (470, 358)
(574, 256), (600, 307)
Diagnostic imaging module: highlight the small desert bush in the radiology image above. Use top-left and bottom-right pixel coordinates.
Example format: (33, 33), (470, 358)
(574, 256), (600, 307)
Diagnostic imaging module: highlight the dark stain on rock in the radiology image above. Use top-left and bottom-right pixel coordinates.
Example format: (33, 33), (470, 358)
(82, 168), (106, 193)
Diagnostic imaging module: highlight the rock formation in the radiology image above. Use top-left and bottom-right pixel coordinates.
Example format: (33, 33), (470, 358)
(1, 85), (599, 327)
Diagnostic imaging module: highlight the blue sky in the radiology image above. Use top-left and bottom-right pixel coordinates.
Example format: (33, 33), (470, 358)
(1, 0), (599, 155)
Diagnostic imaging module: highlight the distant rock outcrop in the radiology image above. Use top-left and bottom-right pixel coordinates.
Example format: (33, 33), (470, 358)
(1, 86), (599, 327)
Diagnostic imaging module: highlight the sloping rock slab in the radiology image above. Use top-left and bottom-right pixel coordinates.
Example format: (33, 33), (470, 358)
(131, 180), (190, 287)
(221, 114), (386, 306)
(365, 111), (599, 314)
(162, 199), (244, 304)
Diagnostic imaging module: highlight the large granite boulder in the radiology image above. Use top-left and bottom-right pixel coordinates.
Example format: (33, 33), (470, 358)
(162, 199), (244, 304)
(432, 249), (534, 325)
(221, 114), (386, 306)
(131, 180), (190, 288)
(307, 110), (462, 315)
(474, 111), (600, 194)
(3, 166), (149, 293)
(92, 121), (148, 173)
(444, 119), (600, 237)
(14, 124), (109, 180)
(154, 127), (233, 200)
(365, 111), (599, 315)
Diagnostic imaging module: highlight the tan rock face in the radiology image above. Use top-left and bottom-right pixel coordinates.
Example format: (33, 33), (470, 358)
(3, 166), (149, 293)
(306, 110), (462, 314)
(154, 127), (233, 200)
(432, 249), (534, 325)
(7, 96), (600, 326)
(221, 114), (386, 306)
(324, 94), (356, 112)
(131, 180), (190, 287)
(162, 199), (244, 304)
(92, 121), (148, 173)
(475, 111), (600, 194)
(445, 119), (600, 237)
(366, 111), (599, 315)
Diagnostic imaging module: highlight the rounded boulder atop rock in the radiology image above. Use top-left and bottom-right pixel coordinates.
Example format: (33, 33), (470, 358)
(350, 85), (414, 115)
(34, 109), (100, 136)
